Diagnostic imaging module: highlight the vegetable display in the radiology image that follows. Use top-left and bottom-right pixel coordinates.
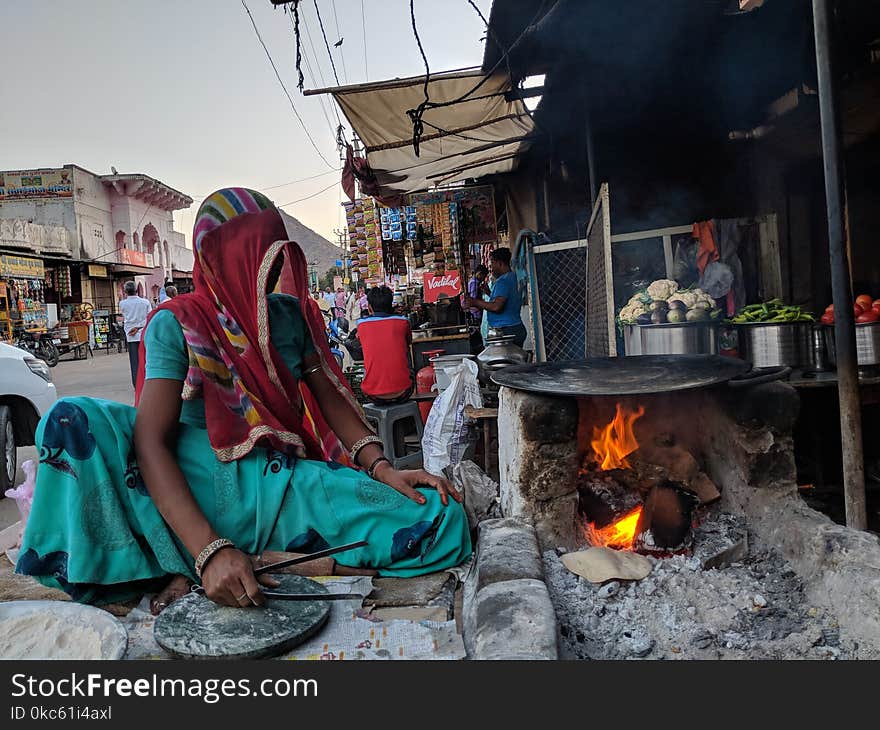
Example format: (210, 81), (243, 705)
(729, 299), (815, 324)
(821, 294), (880, 325)
(617, 279), (722, 327)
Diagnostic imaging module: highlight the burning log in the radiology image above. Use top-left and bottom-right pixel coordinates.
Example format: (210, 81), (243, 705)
(633, 482), (699, 555)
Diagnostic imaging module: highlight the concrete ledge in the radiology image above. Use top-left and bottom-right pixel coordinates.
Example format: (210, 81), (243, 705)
(471, 579), (558, 660)
(475, 518), (544, 592)
(463, 516), (559, 660)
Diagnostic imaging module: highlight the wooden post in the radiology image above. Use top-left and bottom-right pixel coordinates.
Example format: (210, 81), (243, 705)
(812, 0), (867, 529)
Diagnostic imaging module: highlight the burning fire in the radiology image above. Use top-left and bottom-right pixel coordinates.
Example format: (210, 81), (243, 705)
(591, 403), (645, 471)
(584, 506), (643, 550)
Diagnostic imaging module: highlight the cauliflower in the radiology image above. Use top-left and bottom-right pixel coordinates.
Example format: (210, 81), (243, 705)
(646, 279), (679, 302)
(618, 301), (648, 323)
(674, 290), (698, 309)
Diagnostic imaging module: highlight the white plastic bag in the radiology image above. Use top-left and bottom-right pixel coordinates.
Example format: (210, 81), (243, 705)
(422, 359), (482, 476)
(4, 459), (36, 548)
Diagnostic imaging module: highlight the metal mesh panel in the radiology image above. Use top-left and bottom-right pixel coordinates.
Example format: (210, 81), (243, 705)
(586, 184), (616, 357)
(533, 246), (587, 361)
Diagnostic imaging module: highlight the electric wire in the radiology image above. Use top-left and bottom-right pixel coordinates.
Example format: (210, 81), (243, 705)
(301, 6), (344, 129)
(277, 180), (340, 208)
(241, 0), (336, 169)
(360, 0), (368, 81)
(288, 8), (340, 141)
(406, 0), (553, 153)
(313, 0), (341, 86)
(330, 0), (348, 84)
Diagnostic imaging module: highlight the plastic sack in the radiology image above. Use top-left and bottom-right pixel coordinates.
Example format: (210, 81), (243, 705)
(5, 459), (36, 546)
(422, 359), (483, 477)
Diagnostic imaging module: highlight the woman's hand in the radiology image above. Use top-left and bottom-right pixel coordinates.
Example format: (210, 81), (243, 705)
(373, 462), (462, 506)
(200, 547), (280, 607)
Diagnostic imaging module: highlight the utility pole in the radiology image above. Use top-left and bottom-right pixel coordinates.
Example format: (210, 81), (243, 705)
(333, 228), (349, 288)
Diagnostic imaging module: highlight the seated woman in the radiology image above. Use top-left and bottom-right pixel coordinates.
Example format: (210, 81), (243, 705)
(17, 188), (471, 612)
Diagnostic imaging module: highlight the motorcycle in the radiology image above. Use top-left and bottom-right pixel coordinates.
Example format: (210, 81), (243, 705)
(14, 327), (60, 367)
(325, 313), (363, 372)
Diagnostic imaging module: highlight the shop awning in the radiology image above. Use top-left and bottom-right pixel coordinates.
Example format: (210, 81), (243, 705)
(110, 263), (155, 276)
(305, 68), (536, 199)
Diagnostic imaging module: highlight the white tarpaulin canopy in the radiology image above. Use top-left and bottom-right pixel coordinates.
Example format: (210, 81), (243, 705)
(305, 68), (536, 198)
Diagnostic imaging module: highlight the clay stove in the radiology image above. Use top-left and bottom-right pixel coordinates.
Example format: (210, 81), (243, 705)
(494, 356), (800, 554)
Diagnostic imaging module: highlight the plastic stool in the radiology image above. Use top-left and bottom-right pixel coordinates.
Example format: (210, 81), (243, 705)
(362, 400), (424, 470)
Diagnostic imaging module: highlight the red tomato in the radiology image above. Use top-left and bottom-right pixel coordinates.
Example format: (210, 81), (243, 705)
(857, 310), (880, 324)
(855, 303), (864, 317)
(825, 304), (834, 313)
(856, 294), (874, 311)
(873, 300), (880, 312)
(821, 312), (835, 325)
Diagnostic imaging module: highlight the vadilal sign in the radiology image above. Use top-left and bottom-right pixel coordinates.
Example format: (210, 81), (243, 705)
(0, 168), (74, 201)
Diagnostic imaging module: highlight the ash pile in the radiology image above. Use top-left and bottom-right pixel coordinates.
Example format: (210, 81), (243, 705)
(544, 511), (860, 660)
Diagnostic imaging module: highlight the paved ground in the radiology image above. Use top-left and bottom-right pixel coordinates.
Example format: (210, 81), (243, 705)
(2, 350), (134, 529)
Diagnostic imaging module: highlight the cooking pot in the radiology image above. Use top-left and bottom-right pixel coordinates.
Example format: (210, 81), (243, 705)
(429, 353), (477, 393)
(476, 333), (529, 384)
(623, 322), (719, 356)
(735, 322), (811, 369)
(823, 322), (880, 367)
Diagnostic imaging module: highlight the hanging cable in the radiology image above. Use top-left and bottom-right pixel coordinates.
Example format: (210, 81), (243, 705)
(287, 0), (305, 91)
(360, 0), (368, 81)
(301, 7), (344, 129)
(189, 168), (341, 201)
(241, 0), (336, 170)
(313, 0), (341, 86)
(330, 0), (348, 84)
(277, 180), (340, 208)
(406, 0), (553, 154)
(288, 9), (339, 139)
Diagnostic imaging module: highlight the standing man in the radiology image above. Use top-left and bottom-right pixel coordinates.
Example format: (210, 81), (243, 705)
(119, 280), (152, 387)
(462, 248), (526, 347)
(164, 285), (178, 299)
(158, 279), (174, 303)
(334, 286), (348, 321)
(466, 265), (489, 327)
(322, 286), (336, 314)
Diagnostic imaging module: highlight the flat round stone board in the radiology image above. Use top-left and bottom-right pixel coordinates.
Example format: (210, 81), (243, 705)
(153, 575), (331, 659)
(491, 355), (751, 396)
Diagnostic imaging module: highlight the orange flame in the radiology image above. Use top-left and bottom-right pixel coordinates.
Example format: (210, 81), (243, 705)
(590, 403), (645, 471)
(584, 506), (643, 550)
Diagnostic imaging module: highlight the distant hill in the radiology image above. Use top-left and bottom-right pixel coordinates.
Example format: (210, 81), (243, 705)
(279, 210), (343, 275)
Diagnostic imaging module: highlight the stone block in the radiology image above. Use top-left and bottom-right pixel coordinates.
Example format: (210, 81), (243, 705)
(475, 518), (543, 591)
(471, 579), (558, 660)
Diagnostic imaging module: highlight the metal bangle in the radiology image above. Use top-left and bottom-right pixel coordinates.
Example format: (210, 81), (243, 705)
(302, 364), (322, 378)
(194, 538), (234, 578)
(367, 455), (392, 480)
(350, 435), (384, 465)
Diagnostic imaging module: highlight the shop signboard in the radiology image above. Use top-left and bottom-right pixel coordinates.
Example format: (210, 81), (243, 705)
(0, 253), (44, 279)
(0, 168), (74, 201)
(422, 270), (461, 303)
(119, 248), (148, 267)
(88, 264), (109, 279)
(333, 275), (343, 291)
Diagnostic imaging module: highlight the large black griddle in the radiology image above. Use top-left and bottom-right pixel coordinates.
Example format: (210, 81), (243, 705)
(490, 355), (753, 396)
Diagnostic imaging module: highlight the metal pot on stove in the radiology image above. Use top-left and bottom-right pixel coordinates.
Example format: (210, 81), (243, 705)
(476, 330), (529, 384)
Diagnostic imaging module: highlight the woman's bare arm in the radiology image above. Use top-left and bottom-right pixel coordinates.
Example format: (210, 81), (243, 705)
(134, 379), (276, 606)
(302, 353), (461, 505)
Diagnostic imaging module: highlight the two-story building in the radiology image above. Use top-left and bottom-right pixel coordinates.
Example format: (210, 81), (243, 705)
(0, 164), (193, 320)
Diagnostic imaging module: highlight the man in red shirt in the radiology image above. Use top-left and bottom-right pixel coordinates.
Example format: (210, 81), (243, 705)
(357, 286), (414, 404)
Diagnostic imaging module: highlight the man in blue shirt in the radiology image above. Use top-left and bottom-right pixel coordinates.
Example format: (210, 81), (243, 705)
(462, 247), (527, 347)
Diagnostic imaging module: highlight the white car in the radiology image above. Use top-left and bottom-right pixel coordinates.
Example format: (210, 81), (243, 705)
(0, 341), (58, 491)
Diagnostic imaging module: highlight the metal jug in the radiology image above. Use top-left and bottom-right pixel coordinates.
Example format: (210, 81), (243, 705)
(477, 332), (528, 383)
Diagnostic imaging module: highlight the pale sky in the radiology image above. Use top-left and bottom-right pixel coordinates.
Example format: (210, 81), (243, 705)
(1, 0), (492, 246)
